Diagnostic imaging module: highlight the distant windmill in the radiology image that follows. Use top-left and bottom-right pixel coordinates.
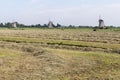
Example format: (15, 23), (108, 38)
(12, 22), (17, 28)
(98, 16), (105, 29)
(48, 18), (53, 28)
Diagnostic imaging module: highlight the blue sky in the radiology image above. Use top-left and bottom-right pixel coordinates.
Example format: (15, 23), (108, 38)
(0, 0), (120, 26)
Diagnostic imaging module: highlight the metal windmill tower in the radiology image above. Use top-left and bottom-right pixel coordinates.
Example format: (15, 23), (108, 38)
(98, 16), (105, 29)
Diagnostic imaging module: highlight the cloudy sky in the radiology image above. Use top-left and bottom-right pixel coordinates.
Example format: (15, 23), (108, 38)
(0, 0), (120, 26)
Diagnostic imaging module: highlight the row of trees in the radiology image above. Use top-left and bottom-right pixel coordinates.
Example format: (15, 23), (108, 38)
(0, 22), (63, 28)
(0, 22), (94, 28)
(0, 22), (119, 28)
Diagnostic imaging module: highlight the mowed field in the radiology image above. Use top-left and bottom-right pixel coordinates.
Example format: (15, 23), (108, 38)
(0, 28), (120, 80)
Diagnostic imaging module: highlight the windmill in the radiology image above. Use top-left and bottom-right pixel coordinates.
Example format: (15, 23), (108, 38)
(48, 18), (53, 28)
(98, 15), (105, 29)
(12, 22), (17, 28)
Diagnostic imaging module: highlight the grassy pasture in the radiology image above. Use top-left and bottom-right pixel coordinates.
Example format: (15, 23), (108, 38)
(44, 48), (120, 79)
(0, 29), (119, 44)
(0, 36), (119, 53)
(0, 28), (119, 80)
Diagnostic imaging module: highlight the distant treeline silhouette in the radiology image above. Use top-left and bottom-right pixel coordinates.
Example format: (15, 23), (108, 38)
(0, 22), (119, 28)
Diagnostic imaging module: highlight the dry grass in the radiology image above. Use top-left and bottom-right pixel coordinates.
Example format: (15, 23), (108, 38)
(0, 43), (120, 80)
(0, 29), (119, 44)
(0, 43), (66, 80)
(0, 36), (119, 53)
(0, 29), (119, 80)
(44, 48), (120, 80)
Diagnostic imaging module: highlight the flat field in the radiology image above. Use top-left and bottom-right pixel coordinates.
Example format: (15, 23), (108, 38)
(0, 28), (120, 80)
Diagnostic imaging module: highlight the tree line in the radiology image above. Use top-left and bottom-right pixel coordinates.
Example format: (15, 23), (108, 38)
(0, 22), (119, 28)
(0, 22), (62, 28)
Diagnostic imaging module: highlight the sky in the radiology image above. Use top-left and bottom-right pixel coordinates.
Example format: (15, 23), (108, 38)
(0, 0), (120, 26)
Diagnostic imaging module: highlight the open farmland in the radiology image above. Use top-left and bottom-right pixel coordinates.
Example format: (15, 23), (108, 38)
(0, 28), (120, 80)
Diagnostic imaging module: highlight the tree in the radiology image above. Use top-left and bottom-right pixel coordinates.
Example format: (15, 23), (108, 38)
(56, 23), (61, 28)
(0, 23), (4, 27)
(43, 24), (48, 28)
(5, 22), (12, 27)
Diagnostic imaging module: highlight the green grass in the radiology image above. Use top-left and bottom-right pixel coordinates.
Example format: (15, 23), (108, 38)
(0, 36), (119, 51)
(44, 47), (120, 58)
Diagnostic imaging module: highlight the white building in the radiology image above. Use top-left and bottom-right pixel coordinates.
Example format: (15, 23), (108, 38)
(12, 22), (17, 28)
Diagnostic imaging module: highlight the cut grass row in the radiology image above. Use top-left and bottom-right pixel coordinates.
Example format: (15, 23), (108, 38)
(43, 48), (120, 80)
(44, 47), (120, 63)
(0, 36), (119, 51)
(0, 43), (120, 80)
(44, 47), (120, 62)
